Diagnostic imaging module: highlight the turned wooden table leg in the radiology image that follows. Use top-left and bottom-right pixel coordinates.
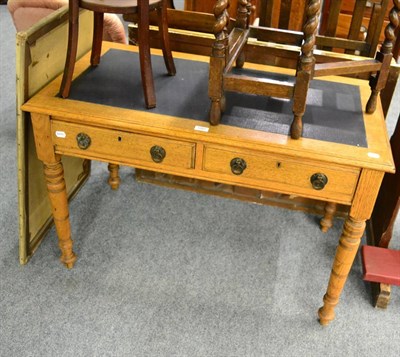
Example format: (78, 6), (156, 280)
(31, 113), (77, 268)
(319, 169), (384, 325)
(107, 163), (121, 190)
(318, 216), (365, 325)
(320, 202), (337, 233)
(44, 160), (77, 268)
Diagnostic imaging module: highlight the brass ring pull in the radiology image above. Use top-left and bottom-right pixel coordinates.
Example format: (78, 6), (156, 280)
(310, 173), (328, 190)
(230, 157), (247, 175)
(76, 133), (91, 150)
(150, 145), (166, 163)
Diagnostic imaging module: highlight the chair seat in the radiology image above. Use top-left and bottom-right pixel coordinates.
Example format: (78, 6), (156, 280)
(81, 0), (162, 14)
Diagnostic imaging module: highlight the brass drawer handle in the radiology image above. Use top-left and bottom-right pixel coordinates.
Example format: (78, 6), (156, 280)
(76, 132), (91, 150)
(230, 157), (247, 175)
(150, 145), (166, 163)
(310, 173), (328, 190)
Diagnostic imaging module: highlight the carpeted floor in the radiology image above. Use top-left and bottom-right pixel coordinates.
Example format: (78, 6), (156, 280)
(1, 4), (399, 357)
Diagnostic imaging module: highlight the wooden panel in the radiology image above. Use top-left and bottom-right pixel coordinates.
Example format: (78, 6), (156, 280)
(203, 145), (360, 203)
(51, 121), (196, 170)
(16, 8), (93, 264)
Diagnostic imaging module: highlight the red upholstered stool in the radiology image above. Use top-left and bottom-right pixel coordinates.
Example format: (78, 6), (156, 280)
(361, 246), (400, 286)
(361, 245), (400, 308)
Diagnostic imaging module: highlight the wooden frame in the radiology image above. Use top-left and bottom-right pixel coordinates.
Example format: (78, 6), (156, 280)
(16, 7), (92, 264)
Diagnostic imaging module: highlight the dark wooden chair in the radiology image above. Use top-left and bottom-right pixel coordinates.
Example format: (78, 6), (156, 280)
(209, 0), (322, 139)
(60, 0), (176, 108)
(208, 0), (400, 139)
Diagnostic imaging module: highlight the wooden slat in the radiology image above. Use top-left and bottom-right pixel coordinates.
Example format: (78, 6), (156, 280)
(128, 25), (215, 56)
(365, 0), (389, 57)
(124, 9), (229, 34)
(345, 0), (368, 54)
(226, 28), (250, 71)
(271, 0), (281, 28)
(223, 73), (294, 98)
(288, 0), (306, 31)
(259, 0), (272, 27)
(325, 0), (343, 37)
(316, 35), (370, 52)
(347, 0), (367, 40)
(249, 26), (303, 46)
(314, 59), (382, 77)
(243, 41), (299, 68)
(279, 0), (292, 29)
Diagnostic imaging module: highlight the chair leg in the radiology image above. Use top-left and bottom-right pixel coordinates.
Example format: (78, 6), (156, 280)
(291, 0), (320, 139)
(291, 70), (310, 139)
(208, 0), (230, 126)
(138, 0), (156, 108)
(366, 1), (400, 114)
(91, 12), (104, 66)
(60, 1), (80, 98)
(157, 1), (176, 75)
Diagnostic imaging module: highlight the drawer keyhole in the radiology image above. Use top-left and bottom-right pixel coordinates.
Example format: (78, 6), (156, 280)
(150, 145), (166, 163)
(310, 173), (328, 190)
(230, 158), (247, 175)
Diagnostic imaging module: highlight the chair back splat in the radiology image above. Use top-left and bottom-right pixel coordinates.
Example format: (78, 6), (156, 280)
(60, 0), (176, 109)
(208, 0), (400, 139)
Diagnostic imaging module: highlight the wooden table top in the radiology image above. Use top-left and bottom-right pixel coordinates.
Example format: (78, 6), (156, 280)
(22, 42), (394, 173)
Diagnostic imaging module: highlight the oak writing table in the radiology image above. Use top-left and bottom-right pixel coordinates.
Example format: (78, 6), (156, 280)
(22, 42), (394, 325)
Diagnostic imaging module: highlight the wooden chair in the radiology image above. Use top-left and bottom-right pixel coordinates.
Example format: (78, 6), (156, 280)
(208, 0), (400, 139)
(209, 0), (321, 139)
(60, 0), (176, 108)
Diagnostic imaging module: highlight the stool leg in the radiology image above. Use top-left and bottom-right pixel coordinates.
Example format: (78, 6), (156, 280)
(157, 1), (176, 75)
(138, 0), (156, 108)
(91, 12), (104, 66)
(60, 0), (80, 98)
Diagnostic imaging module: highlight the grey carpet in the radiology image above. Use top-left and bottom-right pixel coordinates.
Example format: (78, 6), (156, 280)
(1, 5), (400, 357)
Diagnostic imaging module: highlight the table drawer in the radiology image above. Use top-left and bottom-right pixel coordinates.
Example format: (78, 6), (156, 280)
(51, 120), (196, 169)
(203, 145), (360, 203)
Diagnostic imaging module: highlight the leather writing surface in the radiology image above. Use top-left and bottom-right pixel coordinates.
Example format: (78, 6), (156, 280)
(68, 49), (367, 147)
